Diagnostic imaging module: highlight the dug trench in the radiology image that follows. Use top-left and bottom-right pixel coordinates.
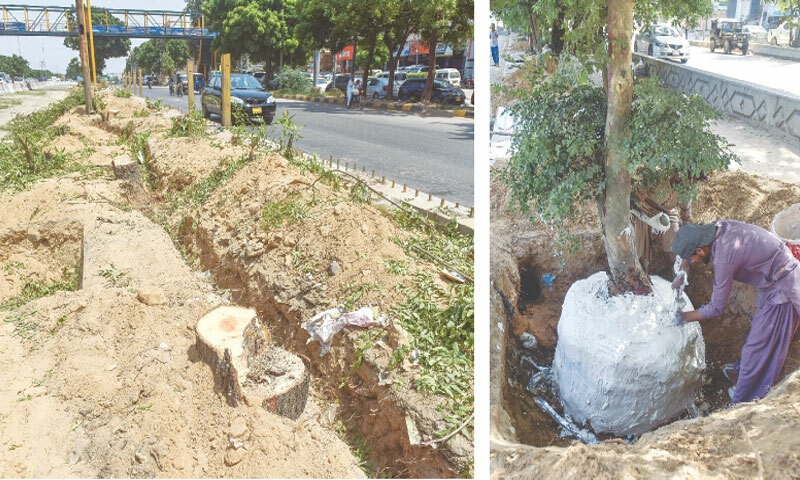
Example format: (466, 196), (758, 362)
(491, 169), (800, 476)
(0, 90), (472, 478)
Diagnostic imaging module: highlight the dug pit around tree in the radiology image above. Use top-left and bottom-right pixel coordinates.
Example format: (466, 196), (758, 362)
(498, 252), (767, 445)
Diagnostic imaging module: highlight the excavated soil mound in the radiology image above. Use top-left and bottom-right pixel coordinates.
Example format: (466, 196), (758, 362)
(0, 88), (471, 478)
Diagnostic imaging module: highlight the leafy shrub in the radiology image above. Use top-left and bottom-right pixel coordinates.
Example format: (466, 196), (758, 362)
(272, 67), (312, 94)
(499, 60), (734, 226)
(168, 109), (206, 137)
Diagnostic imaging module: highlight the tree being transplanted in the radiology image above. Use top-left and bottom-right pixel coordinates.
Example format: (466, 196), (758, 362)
(496, 0), (734, 295)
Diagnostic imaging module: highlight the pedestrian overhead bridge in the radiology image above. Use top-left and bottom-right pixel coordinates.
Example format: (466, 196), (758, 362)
(0, 5), (216, 38)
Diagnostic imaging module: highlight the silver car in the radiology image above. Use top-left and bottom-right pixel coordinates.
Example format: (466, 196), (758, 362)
(634, 24), (690, 63)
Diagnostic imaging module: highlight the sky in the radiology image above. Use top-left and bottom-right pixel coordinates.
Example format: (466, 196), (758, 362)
(0, 1), (190, 75)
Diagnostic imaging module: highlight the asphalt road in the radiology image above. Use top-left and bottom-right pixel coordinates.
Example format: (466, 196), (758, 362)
(143, 86), (475, 207)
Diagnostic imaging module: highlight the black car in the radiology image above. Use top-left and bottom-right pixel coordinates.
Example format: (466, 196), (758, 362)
(397, 78), (465, 105)
(201, 73), (276, 124)
(325, 74), (351, 93)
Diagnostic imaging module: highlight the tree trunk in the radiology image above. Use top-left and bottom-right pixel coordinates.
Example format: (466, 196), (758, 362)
(196, 306), (309, 419)
(602, 0), (651, 295)
(422, 29), (438, 102)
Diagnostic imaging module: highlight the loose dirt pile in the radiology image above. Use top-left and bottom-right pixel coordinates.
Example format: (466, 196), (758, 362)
(0, 88), (472, 478)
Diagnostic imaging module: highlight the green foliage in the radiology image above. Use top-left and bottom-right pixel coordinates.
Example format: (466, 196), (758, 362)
(63, 8), (130, 75)
(169, 109), (207, 137)
(177, 154), (253, 209)
(273, 111), (303, 160)
(387, 209), (473, 437)
(260, 191), (309, 229)
(0, 89), (86, 192)
(497, 59), (606, 224)
(114, 88), (132, 98)
(625, 77), (735, 202)
(273, 67), (312, 93)
(0, 268), (80, 312)
(499, 61), (734, 235)
(129, 39), (189, 75)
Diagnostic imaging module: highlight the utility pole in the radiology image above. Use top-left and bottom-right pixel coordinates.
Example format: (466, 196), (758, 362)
(75, 0), (93, 113)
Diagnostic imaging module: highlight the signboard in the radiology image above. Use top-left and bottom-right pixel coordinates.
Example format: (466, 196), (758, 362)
(336, 45), (354, 61)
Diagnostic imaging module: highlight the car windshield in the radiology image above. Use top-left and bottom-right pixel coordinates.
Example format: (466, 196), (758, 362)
(434, 79), (451, 88)
(654, 26), (679, 36)
(230, 74), (263, 90)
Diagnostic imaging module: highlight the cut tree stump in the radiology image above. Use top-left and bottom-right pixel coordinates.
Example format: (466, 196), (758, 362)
(195, 306), (309, 419)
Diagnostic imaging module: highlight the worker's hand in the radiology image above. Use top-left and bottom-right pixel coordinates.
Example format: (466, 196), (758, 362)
(680, 310), (703, 323)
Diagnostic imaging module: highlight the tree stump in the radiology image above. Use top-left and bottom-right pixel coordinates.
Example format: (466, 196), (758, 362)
(195, 306), (309, 419)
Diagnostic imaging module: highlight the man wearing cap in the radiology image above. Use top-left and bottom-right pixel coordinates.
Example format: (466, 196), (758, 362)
(671, 220), (800, 404)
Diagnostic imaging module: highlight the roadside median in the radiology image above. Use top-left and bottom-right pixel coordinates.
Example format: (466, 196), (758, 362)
(273, 92), (474, 119)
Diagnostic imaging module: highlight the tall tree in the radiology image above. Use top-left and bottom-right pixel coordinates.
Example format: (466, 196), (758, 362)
(131, 39), (190, 76)
(64, 7), (130, 75)
(0, 54), (30, 78)
(418, 0), (472, 102)
(497, 0), (727, 294)
(202, 0), (300, 80)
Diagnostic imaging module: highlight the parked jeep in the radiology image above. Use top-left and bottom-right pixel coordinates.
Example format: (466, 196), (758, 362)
(709, 18), (749, 55)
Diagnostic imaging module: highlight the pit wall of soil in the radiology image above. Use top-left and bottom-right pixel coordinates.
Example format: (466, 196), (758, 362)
(491, 169), (800, 476)
(139, 128), (470, 476)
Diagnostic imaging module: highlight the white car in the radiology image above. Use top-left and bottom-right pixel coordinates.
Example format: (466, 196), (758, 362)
(768, 21), (792, 46)
(743, 24), (768, 43)
(365, 77), (390, 99)
(634, 24), (690, 63)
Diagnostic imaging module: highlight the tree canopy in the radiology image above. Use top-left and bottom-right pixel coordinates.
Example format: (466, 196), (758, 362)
(63, 7), (130, 75)
(201, 0), (303, 79)
(130, 39), (191, 76)
(494, 0), (732, 293)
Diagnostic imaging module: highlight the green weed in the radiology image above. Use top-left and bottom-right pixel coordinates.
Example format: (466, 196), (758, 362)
(260, 191), (309, 229)
(99, 264), (129, 287)
(4, 311), (40, 340)
(0, 268), (80, 311)
(114, 88), (132, 98)
(169, 109), (207, 137)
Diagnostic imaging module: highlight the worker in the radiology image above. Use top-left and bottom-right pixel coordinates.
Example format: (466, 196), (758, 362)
(671, 220), (800, 404)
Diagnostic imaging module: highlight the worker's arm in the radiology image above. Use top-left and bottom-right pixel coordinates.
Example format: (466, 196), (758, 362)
(680, 310), (704, 322)
(698, 261), (736, 319)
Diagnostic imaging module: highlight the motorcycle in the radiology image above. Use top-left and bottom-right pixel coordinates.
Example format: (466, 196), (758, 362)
(146, 79), (152, 89)
(168, 81), (175, 96)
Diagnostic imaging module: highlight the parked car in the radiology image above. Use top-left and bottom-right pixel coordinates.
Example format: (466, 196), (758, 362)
(768, 21), (792, 46)
(743, 24), (768, 43)
(435, 68), (461, 87)
(365, 77), (389, 99)
(709, 18), (748, 55)
(201, 73), (276, 124)
(325, 74), (351, 93)
(634, 23), (690, 63)
(397, 78), (465, 105)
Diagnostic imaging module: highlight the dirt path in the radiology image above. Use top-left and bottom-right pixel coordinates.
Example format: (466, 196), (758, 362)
(0, 86), (472, 477)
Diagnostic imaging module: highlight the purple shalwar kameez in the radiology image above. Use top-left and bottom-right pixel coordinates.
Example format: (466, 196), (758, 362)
(697, 220), (800, 404)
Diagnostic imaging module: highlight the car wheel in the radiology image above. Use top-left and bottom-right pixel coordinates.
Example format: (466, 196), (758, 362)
(373, 92), (379, 99)
(265, 115), (274, 125)
(202, 104), (210, 119)
(408, 94), (419, 103)
(681, 58), (688, 63)
(742, 41), (748, 55)
(724, 39), (731, 54)
(710, 41), (716, 53)
(770, 36), (777, 46)
(648, 44), (653, 56)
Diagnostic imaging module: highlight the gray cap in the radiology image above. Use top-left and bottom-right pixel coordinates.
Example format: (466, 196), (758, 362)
(671, 223), (717, 259)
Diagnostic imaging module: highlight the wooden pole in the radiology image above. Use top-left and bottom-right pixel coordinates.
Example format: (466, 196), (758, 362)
(187, 60), (195, 113)
(75, 0), (93, 113)
(221, 53), (231, 127)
